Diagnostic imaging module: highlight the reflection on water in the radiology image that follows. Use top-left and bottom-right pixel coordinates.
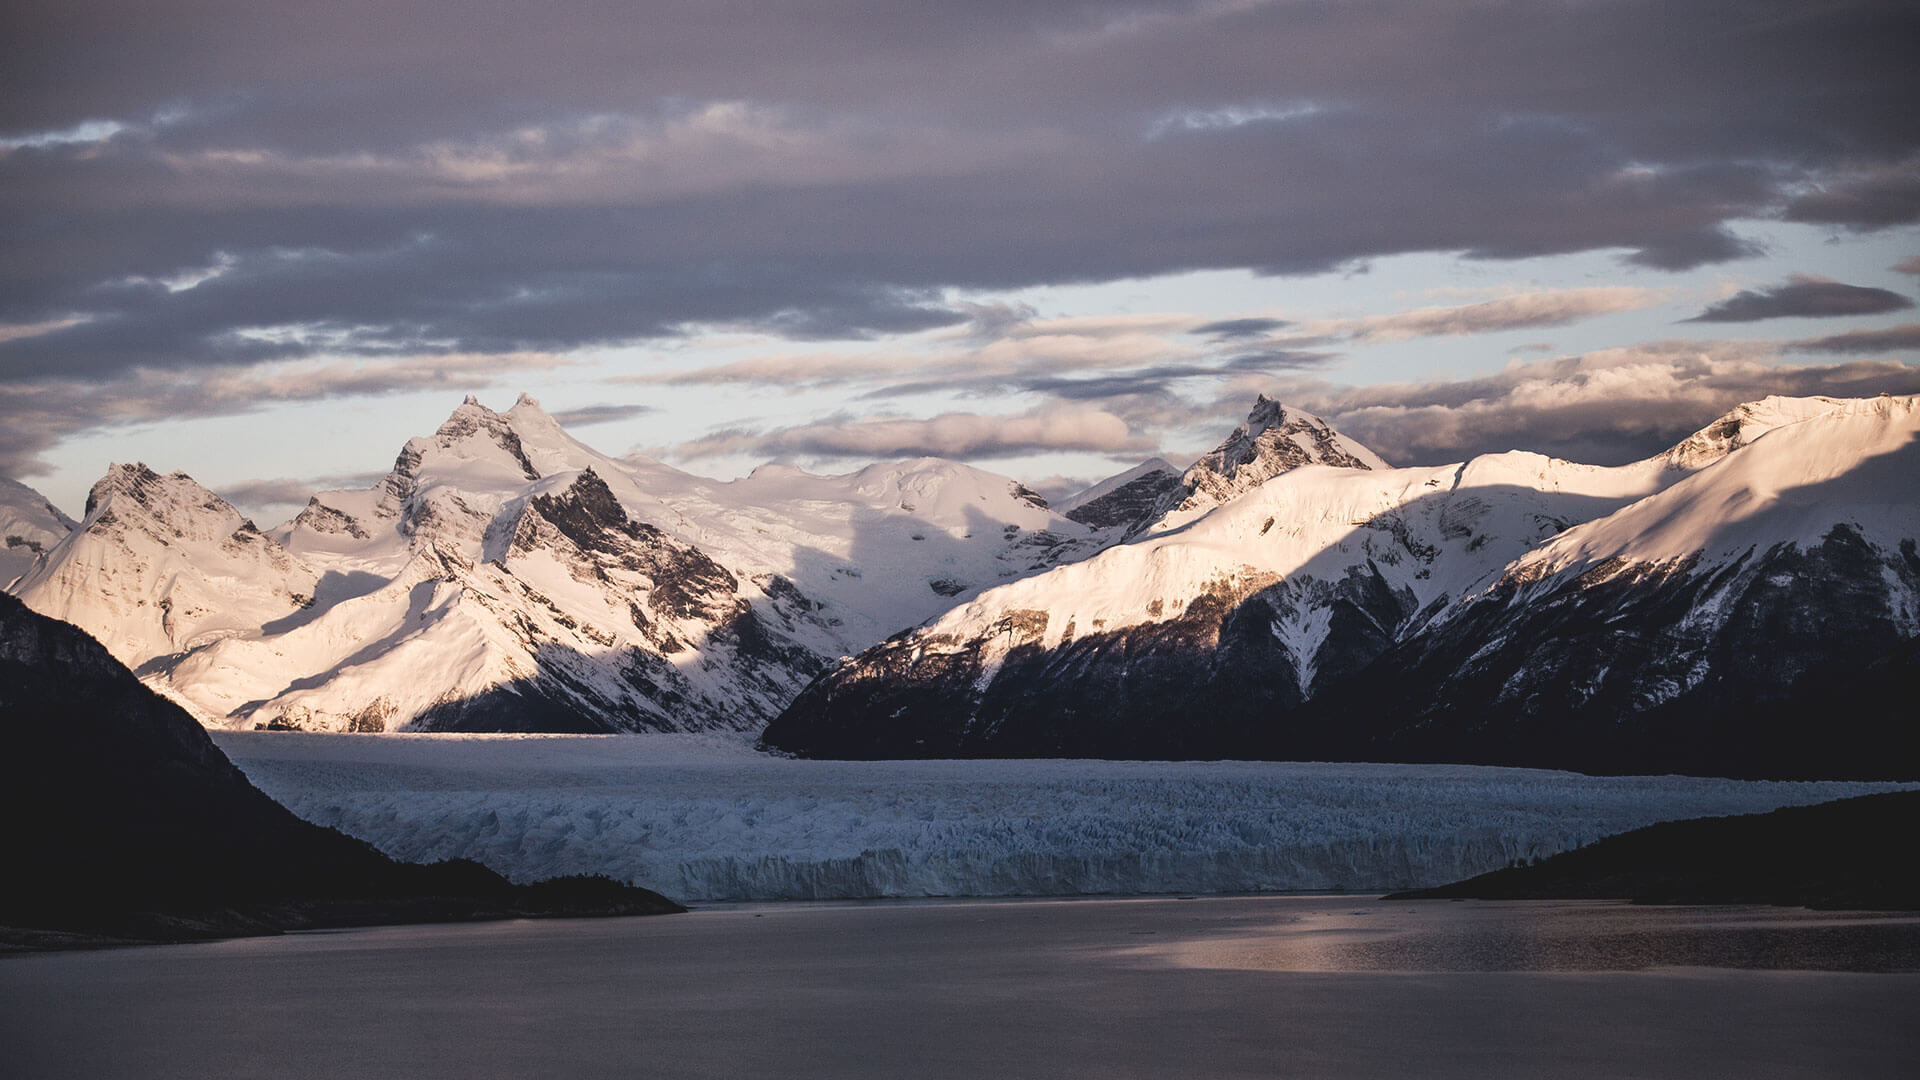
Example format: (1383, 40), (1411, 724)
(1142, 900), (1920, 974)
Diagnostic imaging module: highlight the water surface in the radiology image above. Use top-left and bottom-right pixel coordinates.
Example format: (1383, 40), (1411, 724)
(3, 896), (1915, 1079)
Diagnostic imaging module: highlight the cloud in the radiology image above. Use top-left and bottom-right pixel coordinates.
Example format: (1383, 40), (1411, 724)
(547, 403), (657, 427)
(1325, 287), (1664, 343)
(1783, 159), (1920, 230)
(1892, 256), (1920, 276)
(3, 1), (1916, 388)
(0, 351), (565, 477)
(670, 403), (1153, 462)
(217, 471), (386, 515)
(1262, 344), (1920, 465)
(1192, 317), (1291, 340)
(1789, 323), (1920, 355)
(1685, 275), (1913, 322)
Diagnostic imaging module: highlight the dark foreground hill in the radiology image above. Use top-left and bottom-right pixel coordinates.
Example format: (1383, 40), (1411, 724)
(0, 592), (682, 950)
(1387, 791), (1920, 909)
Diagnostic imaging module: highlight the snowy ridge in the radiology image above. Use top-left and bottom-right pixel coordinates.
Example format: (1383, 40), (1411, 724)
(1503, 394), (1920, 587)
(0, 476), (74, 589)
(216, 732), (1916, 901)
(1056, 458), (1178, 516)
(764, 393), (1919, 766)
(1656, 394), (1851, 471)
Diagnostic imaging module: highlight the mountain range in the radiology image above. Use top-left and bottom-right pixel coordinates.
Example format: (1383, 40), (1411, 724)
(760, 394), (1918, 778)
(7, 395), (1116, 733)
(5, 391), (1915, 777)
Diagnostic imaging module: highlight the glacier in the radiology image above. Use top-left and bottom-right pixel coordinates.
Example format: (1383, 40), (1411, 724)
(214, 731), (1915, 902)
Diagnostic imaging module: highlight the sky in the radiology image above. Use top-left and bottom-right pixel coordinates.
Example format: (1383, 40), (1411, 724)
(4, 0), (1918, 521)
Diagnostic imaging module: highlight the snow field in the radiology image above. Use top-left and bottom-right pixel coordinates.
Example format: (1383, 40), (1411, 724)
(214, 732), (1916, 903)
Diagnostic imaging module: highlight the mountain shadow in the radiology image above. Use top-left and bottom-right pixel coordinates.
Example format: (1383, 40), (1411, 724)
(0, 592), (683, 950)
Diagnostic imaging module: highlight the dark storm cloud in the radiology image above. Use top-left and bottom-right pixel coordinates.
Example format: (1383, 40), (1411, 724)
(1685, 276), (1913, 323)
(1782, 164), (1920, 230)
(3, 0), (1918, 398)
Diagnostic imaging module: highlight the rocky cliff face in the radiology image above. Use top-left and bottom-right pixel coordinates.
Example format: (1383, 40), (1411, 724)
(764, 395), (1919, 778)
(1057, 459), (1183, 532)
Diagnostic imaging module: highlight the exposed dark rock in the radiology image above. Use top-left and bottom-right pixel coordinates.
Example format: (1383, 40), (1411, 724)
(291, 498), (370, 540)
(762, 564), (1415, 759)
(1064, 469), (1184, 530)
(1293, 524), (1920, 779)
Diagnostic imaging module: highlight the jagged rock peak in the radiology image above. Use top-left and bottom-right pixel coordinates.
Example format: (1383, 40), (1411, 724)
(83, 462), (167, 518)
(426, 397), (542, 482)
(1159, 396), (1387, 523)
(82, 463), (256, 533)
(528, 468), (638, 546)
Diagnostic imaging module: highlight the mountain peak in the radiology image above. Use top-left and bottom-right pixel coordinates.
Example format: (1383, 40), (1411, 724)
(82, 462), (231, 524)
(1153, 397), (1388, 526)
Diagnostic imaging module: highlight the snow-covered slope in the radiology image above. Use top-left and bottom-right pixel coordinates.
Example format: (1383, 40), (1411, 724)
(0, 476), (74, 589)
(11, 465), (318, 672)
(12, 394), (1114, 734)
(762, 394), (1917, 774)
(618, 454), (1109, 646)
(1306, 394), (1920, 777)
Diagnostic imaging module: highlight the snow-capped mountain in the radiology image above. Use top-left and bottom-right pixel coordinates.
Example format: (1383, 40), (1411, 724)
(1298, 394), (1920, 778)
(1140, 395), (1389, 534)
(0, 476), (75, 589)
(11, 465), (318, 674)
(761, 394), (1915, 775)
(8, 395), (1113, 733)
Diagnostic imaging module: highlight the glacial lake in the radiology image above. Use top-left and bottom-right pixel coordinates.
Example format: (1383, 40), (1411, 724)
(4, 896), (1917, 1079)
